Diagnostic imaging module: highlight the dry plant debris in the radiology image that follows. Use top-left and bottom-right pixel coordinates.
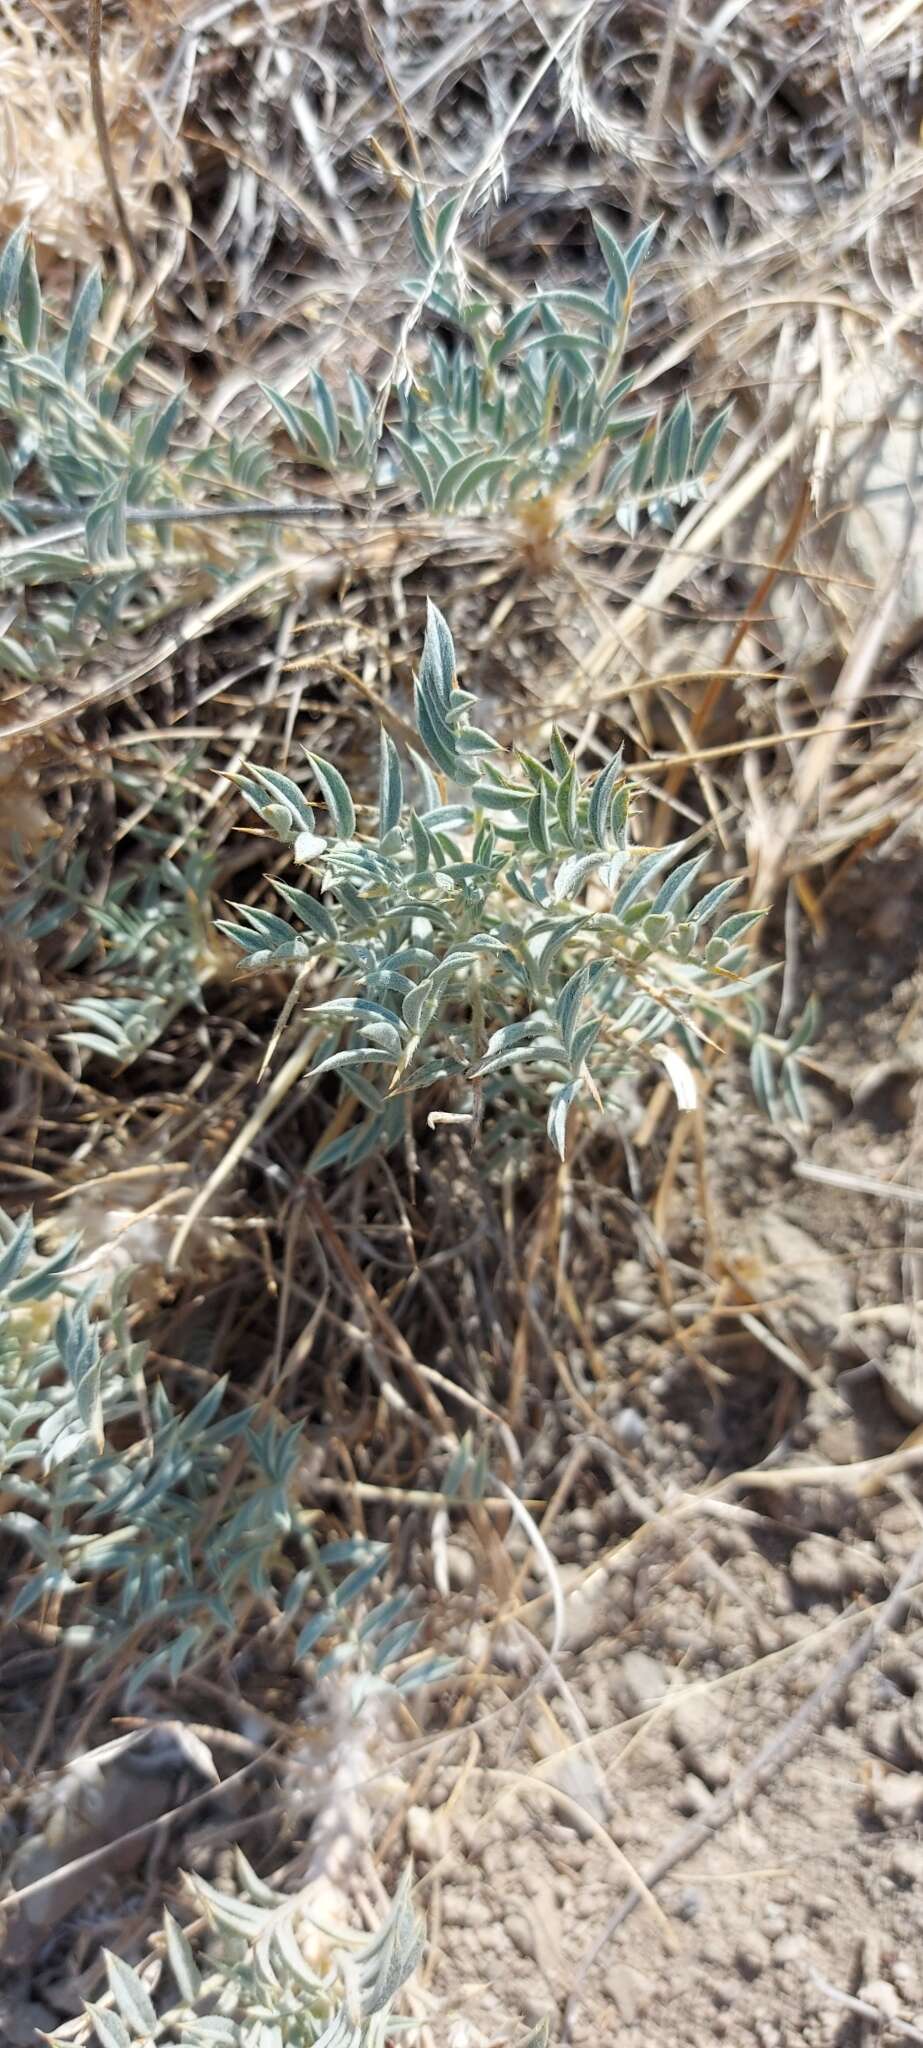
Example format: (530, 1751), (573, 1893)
(1, 2), (922, 2046)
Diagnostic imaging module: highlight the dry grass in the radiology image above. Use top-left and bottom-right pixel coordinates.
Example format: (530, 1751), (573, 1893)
(1, 1), (923, 2042)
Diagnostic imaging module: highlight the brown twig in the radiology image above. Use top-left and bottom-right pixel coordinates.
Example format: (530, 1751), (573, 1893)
(87, 0), (144, 280)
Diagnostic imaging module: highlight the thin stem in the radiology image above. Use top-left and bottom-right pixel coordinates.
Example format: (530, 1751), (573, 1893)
(87, 0), (144, 280)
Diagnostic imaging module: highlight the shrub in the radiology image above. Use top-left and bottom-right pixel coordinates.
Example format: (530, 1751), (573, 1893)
(0, 202), (727, 691)
(222, 603), (811, 1170)
(0, 1209), (433, 1699)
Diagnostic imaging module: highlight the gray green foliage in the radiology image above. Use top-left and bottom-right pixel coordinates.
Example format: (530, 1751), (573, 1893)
(0, 203), (729, 689)
(4, 748), (219, 1063)
(264, 202), (730, 533)
(50, 1859), (424, 2048)
(222, 603), (811, 1167)
(385, 201), (731, 532)
(0, 1214), (435, 1700)
(0, 231), (277, 684)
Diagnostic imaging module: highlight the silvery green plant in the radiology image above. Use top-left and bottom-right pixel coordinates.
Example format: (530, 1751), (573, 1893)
(4, 750), (220, 1064)
(396, 195), (732, 538)
(265, 195), (730, 540)
(0, 201), (729, 690)
(220, 604), (812, 1170)
(0, 229), (277, 685)
(0, 1210), (433, 1701)
(49, 1858), (424, 2048)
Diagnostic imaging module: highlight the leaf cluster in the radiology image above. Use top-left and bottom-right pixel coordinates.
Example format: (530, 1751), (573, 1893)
(51, 1859), (424, 2048)
(0, 230), (275, 681)
(385, 196), (731, 532)
(4, 751), (219, 1063)
(222, 602), (804, 1168)
(0, 1211), (435, 1701)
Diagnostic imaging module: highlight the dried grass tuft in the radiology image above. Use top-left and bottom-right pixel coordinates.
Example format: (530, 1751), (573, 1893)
(0, 0), (184, 265)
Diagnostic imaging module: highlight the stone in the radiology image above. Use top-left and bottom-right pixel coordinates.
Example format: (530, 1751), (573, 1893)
(604, 1964), (649, 2022)
(789, 1536), (842, 1599)
(736, 1932), (771, 1980)
(679, 1773), (714, 1816)
(443, 1542), (478, 1590)
(670, 1689), (732, 1788)
(890, 1841), (923, 1886)
(773, 1933), (808, 1966)
(865, 1709), (904, 1764)
(866, 1768), (923, 1825)
(618, 1649), (671, 1715)
(405, 1805), (449, 1863)
(613, 1407), (647, 1450)
(858, 1980), (900, 2022)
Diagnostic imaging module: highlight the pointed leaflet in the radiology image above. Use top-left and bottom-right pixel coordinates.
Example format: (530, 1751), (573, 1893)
(612, 842), (691, 918)
(103, 1951), (157, 2036)
(271, 880), (338, 941)
(311, 371), (339, 461)
(18, 241), (41, 350)
(409, 185), (434, 264)
(552, 849), (603, 901)
(391, 430), (436, 507)
(587, 754), (624, 849)
(668, 393), (694, 483)
(261, 383), (309, 452)
(163, 1912), (202, 2001)
(547, 1079), (581, 1159)
(85, 2006), (132, 2048)
(555, 964), (591, 1057)
(694, 403), (733, 478)
(146, 388), (185, 460)
(421, 598), (456, 707)
(243, 762), (317, 833)
(487, 301), (536, 366)
(56, 1305), (105, 1453)
(305, 752), (356, 838)
(592, 216), (631, 306)
(0, 1209), (35, 1292)
(650, 851), (708, 919)
(0, 224), (27, 316)
(434, 193), (462, 256)
(64, 267), (102, 381)
(378, 728), (403, 839)
(624, 221), (659, 279)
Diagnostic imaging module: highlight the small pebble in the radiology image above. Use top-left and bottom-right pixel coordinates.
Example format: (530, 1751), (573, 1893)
(671, 1690), (732, 1788)
(504, 1911), (535, 1958)
(789, 1537), (846, 1599)
(890, 1841), (923, 1887)
(613, 1406), (647, 1450)
(736, 1932), (770, 1980)
(774, 1934), (808, 1966)
(678, 1773), (713, 1816)
(619, 1649), (671, 1714)
(867, 1768), (923, 1825)
(859, 1980), (900, 2021)
(405, 1805), (449, 1862)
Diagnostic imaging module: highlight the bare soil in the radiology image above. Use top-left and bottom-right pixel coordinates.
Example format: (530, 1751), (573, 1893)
(410, 852), (923, 2045)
